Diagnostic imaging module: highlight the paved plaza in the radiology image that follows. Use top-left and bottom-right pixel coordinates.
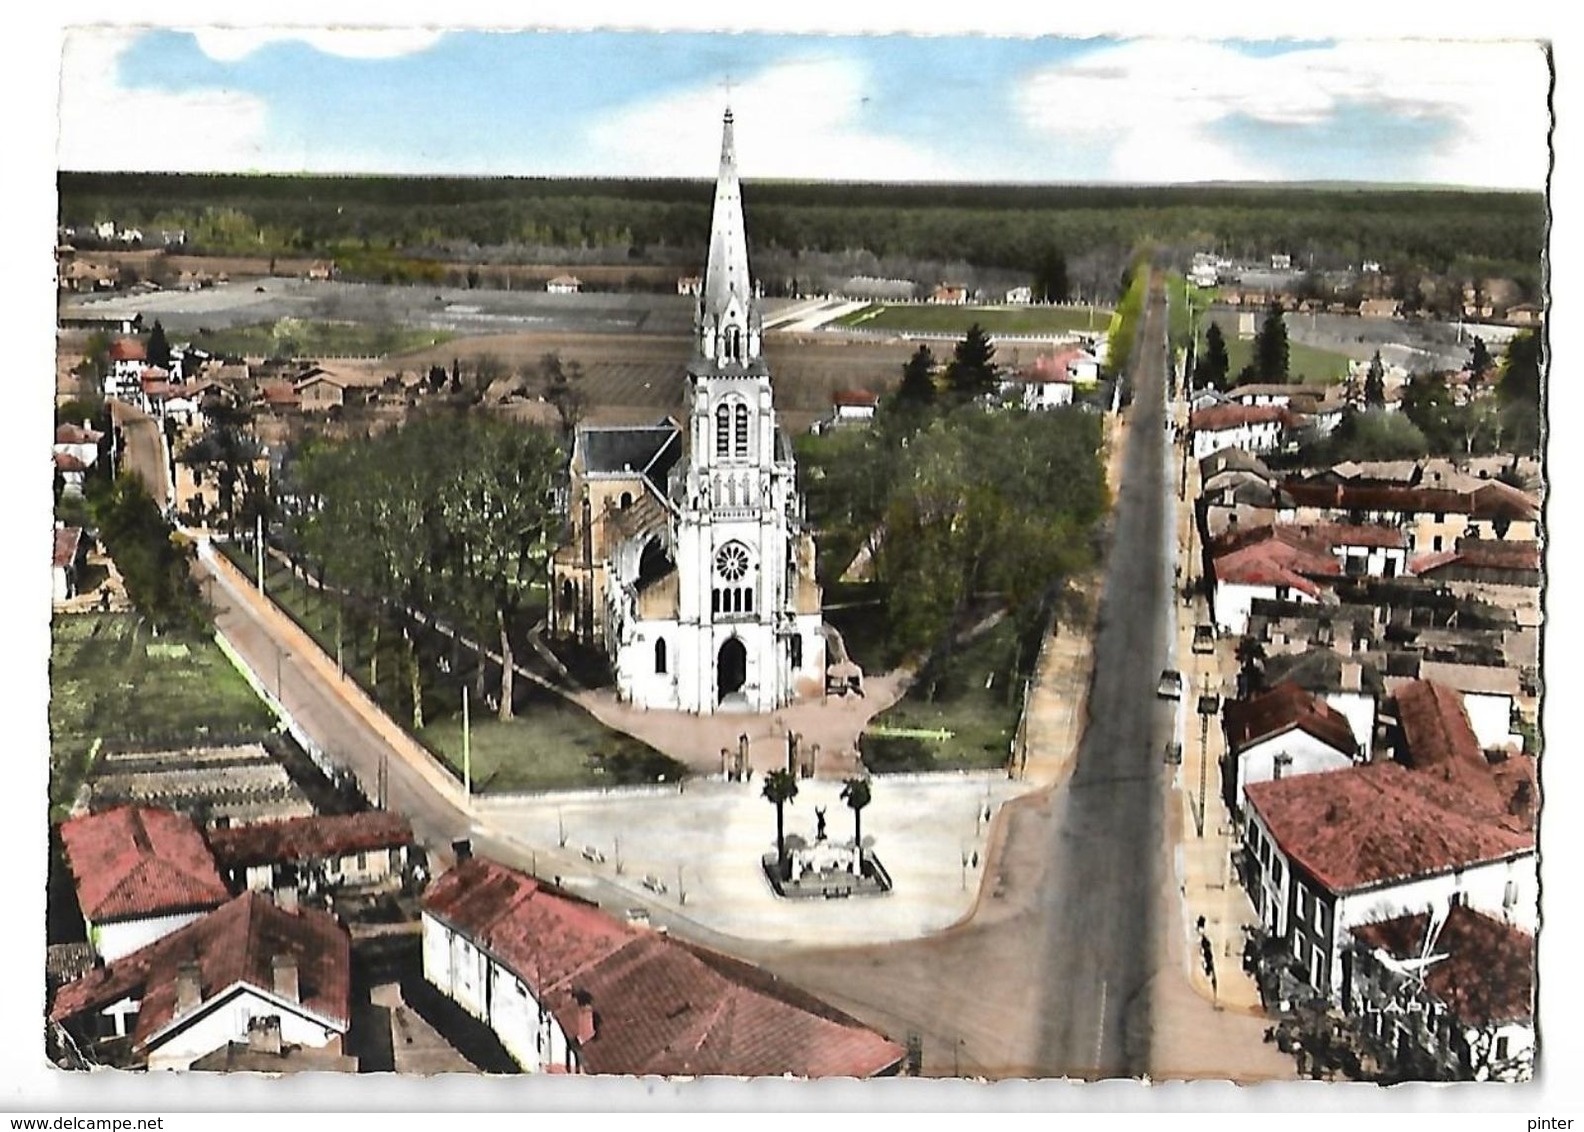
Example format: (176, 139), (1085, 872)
(474, 771), (1033, 946)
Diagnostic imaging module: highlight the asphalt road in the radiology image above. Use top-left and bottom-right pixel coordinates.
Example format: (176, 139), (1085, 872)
(1030, 277), (1173, 1077)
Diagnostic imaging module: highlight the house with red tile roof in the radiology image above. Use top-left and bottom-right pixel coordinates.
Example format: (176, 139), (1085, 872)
(206, 810), (415, 895)
(1222, 681), (1360, 810)
(104, 337), (148, 399)
(1242, 748), (1536, 1000)
(1347, 905), (1534, 1081)
(1208, 523), (1414, 635)
(50, 891), (352, 1071)
(421, 856), (906, 1077)
(60, 806), (231, 962)
(1189, 402), (1291, 460)
(1281, 479), (1540, 552)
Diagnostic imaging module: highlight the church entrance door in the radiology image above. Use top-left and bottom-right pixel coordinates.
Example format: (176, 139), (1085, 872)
(717, 637), (747, 703)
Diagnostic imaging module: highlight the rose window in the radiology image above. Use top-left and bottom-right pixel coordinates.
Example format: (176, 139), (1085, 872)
(715, 543), (750, 581)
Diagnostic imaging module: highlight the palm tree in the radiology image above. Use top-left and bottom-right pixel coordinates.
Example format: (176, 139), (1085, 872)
(762, 769), (799, 879)
(840, 777), (872, 873)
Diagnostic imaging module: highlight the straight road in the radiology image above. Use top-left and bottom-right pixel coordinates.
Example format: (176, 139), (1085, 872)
(1030, 274), (1174, 1076)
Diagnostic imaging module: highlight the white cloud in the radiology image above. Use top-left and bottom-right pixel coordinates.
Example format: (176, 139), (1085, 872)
(59, 27), (273, 171)
(190, 27), (444, 62)
(587, 57), (964, 181)
(1018, 38), (1550, 188)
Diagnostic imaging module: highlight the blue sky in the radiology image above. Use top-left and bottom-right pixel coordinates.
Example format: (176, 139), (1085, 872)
(59, 28), (1551, 186)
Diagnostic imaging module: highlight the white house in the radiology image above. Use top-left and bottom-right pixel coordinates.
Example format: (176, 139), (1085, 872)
(1209, 530), (1339, 636)
(1222, 681), (1360, 810)
(60, 806), (232, 963)
(1242, 754), (1536, 1002)
(1189, 403), (1290, 461)
(1409, 663), (1523, 753)
(546, 274), (582, 294)
(49, 892), (352, 1071)
(105, 337), (147, 399)
(827, 389), (880, 426)
(999, 368), (1074, 412)
(1005, 286), (1033, 304)
(422, 856), (905, 1076)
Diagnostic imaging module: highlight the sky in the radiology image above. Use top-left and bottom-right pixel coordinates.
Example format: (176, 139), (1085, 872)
(57, 27), (1553, 188)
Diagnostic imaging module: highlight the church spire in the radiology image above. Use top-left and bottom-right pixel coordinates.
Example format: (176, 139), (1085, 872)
(700, 107), (758, 365)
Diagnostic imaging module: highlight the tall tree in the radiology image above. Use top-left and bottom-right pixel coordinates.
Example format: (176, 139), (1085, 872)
(1196, 322), (1230, 390)
(146, 320), (172, 371)
(1499, 330), (1542, 405)
(762, 768), (799, 880)
(1469, 336), (1494, 383)
(946, 323), (997, 404)
(896, 344), (937, 410)
(539, 351), (587, 435)
(1253, 302), (1289, 382)
(1364, 351), (1386, 408)
(1033, 247), (1069, 303)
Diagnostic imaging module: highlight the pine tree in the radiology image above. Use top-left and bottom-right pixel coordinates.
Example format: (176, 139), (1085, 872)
(1198, 322), (1230, 390)
(1469, 336), (1493, 388)
(147, 320), (172, 371)
(897, 344), (937, 409)
(1254, 303), (1289, 382)
(1364, 350), (1386, 408)
(946, 323), (997, 404)
(1033, 248), (1069, 303)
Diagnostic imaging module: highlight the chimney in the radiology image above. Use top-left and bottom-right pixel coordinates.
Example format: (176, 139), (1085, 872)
(573, 989), (596, 1045)
(247, 1014), (283, 1057)
(175, 961), (202, 1016)
(271, 954), (299, 1003)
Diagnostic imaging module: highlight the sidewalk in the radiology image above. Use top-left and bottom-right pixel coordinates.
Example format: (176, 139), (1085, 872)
(1166, 389), (1266, 1016)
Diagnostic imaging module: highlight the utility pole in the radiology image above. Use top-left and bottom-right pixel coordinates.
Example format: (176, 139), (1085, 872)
(462, 683), (472, 800)
(256, 512), (265, 596)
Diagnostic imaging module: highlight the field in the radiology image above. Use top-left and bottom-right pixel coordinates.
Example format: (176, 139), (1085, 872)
(400, 331), (923, 433)
(1205, 329), (1353, 384)
(48, 613), (277, 814)
(858, 616), (1030, 775)
(836, 303), (1112, 337)
(227, 548), (681, 794)
(191, 319), (453, 360)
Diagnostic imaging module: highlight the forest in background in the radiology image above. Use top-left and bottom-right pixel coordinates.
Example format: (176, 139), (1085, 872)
(58, 174), (1546, 301)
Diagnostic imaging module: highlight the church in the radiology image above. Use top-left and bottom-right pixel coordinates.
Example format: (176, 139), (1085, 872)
(550, 110), (828, 713)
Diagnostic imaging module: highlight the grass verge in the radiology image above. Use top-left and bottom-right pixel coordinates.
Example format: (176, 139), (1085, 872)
(836, 303), (1111, 336)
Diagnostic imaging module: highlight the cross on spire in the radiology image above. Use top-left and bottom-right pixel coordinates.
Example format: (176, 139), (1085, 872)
(720, 74), (735, 112)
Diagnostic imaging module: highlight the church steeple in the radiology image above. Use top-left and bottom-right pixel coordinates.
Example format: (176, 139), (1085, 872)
(698, 107), (759, 367)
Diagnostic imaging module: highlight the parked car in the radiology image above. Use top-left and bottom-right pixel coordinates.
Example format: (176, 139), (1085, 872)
(1157, 669), (1184, 700)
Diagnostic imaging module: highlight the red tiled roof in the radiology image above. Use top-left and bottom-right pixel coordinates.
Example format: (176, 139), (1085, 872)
(1245, 761), (1534, 895)
(832, 389), (879, 408)
(1411, 539), (1541, 576)
(54, 452), (89, 473)
(1283, 480), (1539, 523)
(259, 381), (300, 407)
(109, 338), (146, 362)
(60, 806), (230, 923)
(206, 811), (413, 870)
(1212, 529), (1340, 598)
(53, 526), (84, 570)
(55, 423), (103, 445)
(423, 858), (905, 1077)
(1224, 681), (1357, 758)
(1351, 906), (1534, 1029)
(50, 892), (351, 1049)
(1395, 679), (1484, 770)
(1190, 403), (1290, 433)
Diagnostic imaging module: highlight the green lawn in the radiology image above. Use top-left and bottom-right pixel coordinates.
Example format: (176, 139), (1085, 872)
(1200, 322), (1353, 384)
(49, 613), (277, 814)
(859, 616), (1030, 774)
(191, 320), (453, 360)
(837, 303), (1111, 336)
(226, 546), (681, 793)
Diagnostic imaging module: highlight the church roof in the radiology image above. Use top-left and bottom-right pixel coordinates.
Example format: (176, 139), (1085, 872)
(579, 422), (682, 482)
(703, 109), (753, 332)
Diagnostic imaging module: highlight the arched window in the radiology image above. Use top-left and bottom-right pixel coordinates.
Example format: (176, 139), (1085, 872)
(654, 638), (667, 674)
(734, 404), (750, 454)
(619, 491), (633, 509)
(790, 634), (803, 669)
(712, 588), (722, 614)
(726, 326), (742, 362)
(743, 587), (753, 613)
(715, 405), (730, 457)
